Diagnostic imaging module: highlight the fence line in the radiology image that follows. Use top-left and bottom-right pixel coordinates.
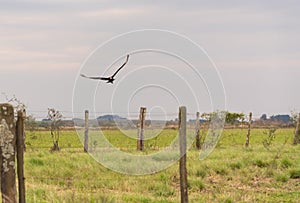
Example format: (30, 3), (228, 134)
(24, 109), (275, 125)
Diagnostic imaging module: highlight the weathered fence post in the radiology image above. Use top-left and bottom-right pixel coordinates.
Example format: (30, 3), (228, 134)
(84, 110), (89, 152)
(245, 112), (252, 147)
(179, 106), (188, 203)
(293, 113), (300, 145)
(0, 103), (17, 203)
(16, 109), (26, 203)
(195, 112), (200, 150)
(137, 107), (146, 151)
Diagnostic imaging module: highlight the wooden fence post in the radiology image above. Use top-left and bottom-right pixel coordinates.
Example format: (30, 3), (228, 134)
(195, 112), (200, 150)
(245, 112), (252, 147)
(84, 110), (89, 152)
(179, 106), (188, 203)
(0, 103), (17, 203)
(137, 107), (146, 151)
(293, 113), (300, 145)
(16, 109), (26, 203)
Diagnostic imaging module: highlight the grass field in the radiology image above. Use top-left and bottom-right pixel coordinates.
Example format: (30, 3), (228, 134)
(20, 128), (300, 202)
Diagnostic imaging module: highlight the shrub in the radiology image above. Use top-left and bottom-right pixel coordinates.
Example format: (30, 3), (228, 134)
(262, 128), (277, 150)
(229, 162), (242, 170)
(290, 169), (300, 179)
(196, 168), (207, 178)
(215, 168), (228, 175)
(254, 159), (269, 168)
(276, 174), (289, 182)
(192, 180), (205, 191)
(281, 158), (293, 169)
(29, 158), (44, 166)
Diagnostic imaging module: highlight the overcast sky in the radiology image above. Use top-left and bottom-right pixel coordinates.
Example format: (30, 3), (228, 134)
(0, 0), (299, 119)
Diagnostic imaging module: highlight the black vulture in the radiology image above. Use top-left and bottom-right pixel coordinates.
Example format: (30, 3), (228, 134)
(81, 54), (129, 84)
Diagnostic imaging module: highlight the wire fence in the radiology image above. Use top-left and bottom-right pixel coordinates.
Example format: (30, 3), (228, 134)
(25, 109), (266, 121)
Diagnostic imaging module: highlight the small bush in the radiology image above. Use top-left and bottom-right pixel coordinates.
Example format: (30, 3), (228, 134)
(229, 162), (242, 170)
(159, 173), (168, 183)
(196, 169), (207, 178)
(276, 174), (289, 182)
(254, 159), (269, 168)
(281, 158), (293, 169)
(215, 168), (228, 175)
(266, 169), (275, 177)
(289, 169), (300, 179)
(29, 158), (44, 166)
(192, 180), (205, 191)
(262, 128), (277, 150)
(34, 188), (46, 199)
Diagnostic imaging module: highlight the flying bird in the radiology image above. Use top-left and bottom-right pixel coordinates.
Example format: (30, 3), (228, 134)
(81, 54), (129, 84)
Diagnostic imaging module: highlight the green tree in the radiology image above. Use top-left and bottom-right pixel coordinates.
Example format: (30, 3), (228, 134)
(225, 112), (245, 125)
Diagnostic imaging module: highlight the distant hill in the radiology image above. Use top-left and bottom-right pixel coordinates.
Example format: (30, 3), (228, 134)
(97, 115), (127, 121)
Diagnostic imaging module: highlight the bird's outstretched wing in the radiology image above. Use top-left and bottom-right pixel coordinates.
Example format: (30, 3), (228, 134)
(80, 74), (109, 80)
(111, 54), (129, 78)
(80, 54), (129, 82)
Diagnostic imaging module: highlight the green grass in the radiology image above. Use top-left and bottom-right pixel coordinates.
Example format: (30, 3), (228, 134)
(20, 128), (300, 202)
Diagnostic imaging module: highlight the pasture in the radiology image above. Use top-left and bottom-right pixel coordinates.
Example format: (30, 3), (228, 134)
(21, 128), (300, 202)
